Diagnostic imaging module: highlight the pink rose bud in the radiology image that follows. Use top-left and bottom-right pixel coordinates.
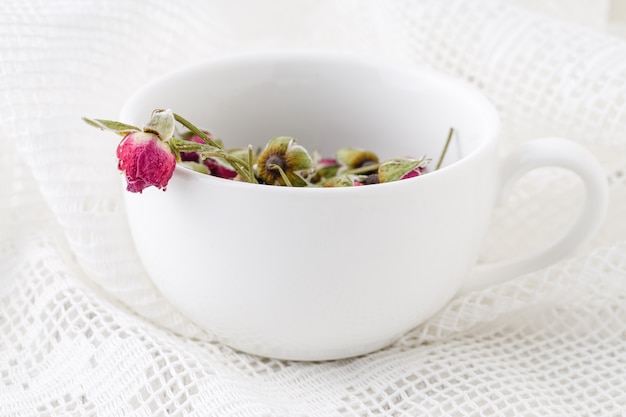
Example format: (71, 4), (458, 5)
(116, 131), (176, 193)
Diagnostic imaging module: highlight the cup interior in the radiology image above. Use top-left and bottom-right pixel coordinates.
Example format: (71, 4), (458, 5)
(120, 52), (499, 169)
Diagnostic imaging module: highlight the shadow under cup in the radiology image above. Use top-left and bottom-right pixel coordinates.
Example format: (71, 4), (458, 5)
(120, 53), (501, 361)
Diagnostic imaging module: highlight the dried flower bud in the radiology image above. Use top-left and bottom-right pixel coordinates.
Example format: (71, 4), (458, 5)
(336, 148), (379, 170)
(116, 131), (176, 193)
(256, 136), (313, 186)
(378, 157), (429, 183)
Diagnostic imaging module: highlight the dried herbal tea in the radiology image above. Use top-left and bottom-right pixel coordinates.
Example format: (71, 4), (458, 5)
(83, 109), (453, 193)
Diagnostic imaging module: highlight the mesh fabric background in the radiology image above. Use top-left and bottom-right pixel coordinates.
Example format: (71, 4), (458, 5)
(1, 0), (625, 415)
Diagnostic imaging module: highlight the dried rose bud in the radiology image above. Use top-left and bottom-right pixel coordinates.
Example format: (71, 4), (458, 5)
(116, 109), (177, 193)
(378, 157), (429, 183)
(116, 131), (176, 193)
(256, 136), (312, 186)
(336, 148), (379, 170)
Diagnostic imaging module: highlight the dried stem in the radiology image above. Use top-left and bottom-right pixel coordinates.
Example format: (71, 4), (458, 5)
(436, 128), (454, 171)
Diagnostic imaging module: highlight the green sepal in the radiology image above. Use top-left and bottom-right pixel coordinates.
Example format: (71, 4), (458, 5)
(170, 137), (222, 154)
(169, 141), (182, 162)
(265, 136), (292, 152)
(378, 157), (428, 183)
(286, 172), (309, 187)
(144, 109), (175, 141)
(285, 144), (313, 171)
(82, 117), (140, 136)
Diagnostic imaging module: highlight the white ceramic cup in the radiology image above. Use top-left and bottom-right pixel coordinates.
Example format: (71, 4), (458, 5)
(120, 52), (608, 361)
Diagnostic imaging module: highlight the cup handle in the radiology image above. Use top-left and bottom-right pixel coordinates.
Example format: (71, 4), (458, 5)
(459, 137), (609, 294)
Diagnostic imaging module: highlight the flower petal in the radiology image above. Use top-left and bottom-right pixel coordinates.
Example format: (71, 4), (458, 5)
(204, 158), (238, 179)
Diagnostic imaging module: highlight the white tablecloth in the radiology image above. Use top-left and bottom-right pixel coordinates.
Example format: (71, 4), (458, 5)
(1, 0), (626, 415)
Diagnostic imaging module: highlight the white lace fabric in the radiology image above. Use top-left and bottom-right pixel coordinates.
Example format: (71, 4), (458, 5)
(1, 0), (626, 415)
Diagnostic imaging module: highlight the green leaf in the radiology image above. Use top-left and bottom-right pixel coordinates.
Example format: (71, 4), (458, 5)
(82, 117), (140, 136)
(172, 113), (221, 149)
(170, 137), (221, 153)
